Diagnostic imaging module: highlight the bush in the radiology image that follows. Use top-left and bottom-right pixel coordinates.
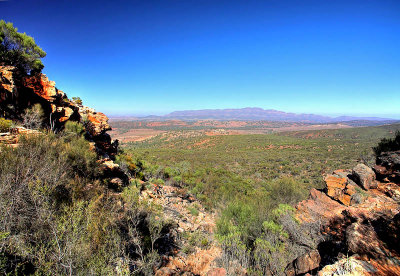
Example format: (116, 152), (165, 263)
(0, 133), (175, 274)
(62, 136), (99, 178)
(63, 121), (85, 137)
(0, 118), (12, 132)
(22, 104), (44, 129)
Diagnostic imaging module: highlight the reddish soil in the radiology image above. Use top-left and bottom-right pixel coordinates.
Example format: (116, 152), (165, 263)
(109, 128), (166, 142)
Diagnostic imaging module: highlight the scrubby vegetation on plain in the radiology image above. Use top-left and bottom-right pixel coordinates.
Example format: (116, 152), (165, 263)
(120, 123), (400, 274)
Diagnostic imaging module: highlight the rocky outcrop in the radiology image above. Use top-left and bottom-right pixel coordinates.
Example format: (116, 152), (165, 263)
(0, 65), (127, 187)
(295, 159), (400, 275)
(0, 66), (80, 126)
(325, 172), (357, 206)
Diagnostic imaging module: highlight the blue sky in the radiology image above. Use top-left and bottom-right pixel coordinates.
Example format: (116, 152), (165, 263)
(1, 0), (399, 118)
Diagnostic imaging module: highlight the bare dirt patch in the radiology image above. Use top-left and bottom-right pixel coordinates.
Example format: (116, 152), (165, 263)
(109, 128), (166, 142)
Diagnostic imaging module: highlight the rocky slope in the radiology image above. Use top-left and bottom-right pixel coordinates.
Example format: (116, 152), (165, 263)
(294, 152), (400, 275)
(0, 65), (128, 188)
(1, 65), (224, 275)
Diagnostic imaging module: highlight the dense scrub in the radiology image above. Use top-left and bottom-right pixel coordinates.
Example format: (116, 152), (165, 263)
(121, 123), (400, 274)
(374, 130), (400, 155)
(0, 131), (173, 275)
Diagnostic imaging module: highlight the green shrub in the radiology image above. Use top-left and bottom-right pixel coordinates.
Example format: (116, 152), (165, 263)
(373, 131), (400, 155)
(0, 118), (12, 132)
(63, 121), (85, 137)
(62, 136), (98, 178)
(0, 133), (173, 274)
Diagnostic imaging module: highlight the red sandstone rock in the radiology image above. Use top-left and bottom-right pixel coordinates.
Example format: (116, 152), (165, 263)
(294, 249), (321, 275)
(296, 188), (344, 222)
(23, 73), (58, 102)
(86, 112), (111, 136)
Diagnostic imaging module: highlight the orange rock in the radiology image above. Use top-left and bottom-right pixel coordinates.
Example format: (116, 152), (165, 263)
(325, 175), (349, 204)
(86, 112), (111, 136)
(0, 66), (17, 99)
(337, 193), (351, 206)
(23, 73), (58, 102)
(59, 107), (74, 122)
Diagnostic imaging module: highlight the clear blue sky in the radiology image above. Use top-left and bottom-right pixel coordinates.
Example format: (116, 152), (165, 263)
(1, 0), (399, 118)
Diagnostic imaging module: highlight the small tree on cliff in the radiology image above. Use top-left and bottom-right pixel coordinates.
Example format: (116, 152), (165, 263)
(0, 20), (46, 74)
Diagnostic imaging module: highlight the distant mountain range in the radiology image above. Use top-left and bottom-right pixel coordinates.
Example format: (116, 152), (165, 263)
(124, 107), (397, 123)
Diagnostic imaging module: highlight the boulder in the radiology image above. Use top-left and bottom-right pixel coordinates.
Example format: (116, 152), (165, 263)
(324, 174), (359, 206)
(155, 267), (176, 276)
(293, 249), (321, 275)
(317, 256), (376, 276)
(352, 164), (377, 190)
(59, 107), (74, 122)
(296, 188), (344, 222)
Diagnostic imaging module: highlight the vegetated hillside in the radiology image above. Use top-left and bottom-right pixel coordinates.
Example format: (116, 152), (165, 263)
(124, 124), (400, 208)
(122, 125), (400, 274)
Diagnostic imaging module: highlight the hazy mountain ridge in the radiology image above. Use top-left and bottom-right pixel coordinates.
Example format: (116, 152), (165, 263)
(112, 107), (398, 123)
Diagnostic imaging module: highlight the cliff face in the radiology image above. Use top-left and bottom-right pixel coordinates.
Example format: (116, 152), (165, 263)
(0, 65), (127, 187)
(294, 153), (400, 275)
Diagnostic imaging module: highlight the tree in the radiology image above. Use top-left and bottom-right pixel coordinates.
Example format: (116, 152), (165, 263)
(0, 20), (46, 74)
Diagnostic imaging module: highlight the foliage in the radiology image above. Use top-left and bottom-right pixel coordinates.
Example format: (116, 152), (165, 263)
(0, 20), (46, 74)
(63, 121), (85, 137)
(0, 132), (172, 274)
(0, 118), (12, 132)
(373, 130), (400, 155)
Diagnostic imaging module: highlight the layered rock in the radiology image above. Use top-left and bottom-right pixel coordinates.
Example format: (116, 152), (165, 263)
(295, 158), (400, 275)
(0, 127), (40, 147)
(0, 66), (80, 126)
